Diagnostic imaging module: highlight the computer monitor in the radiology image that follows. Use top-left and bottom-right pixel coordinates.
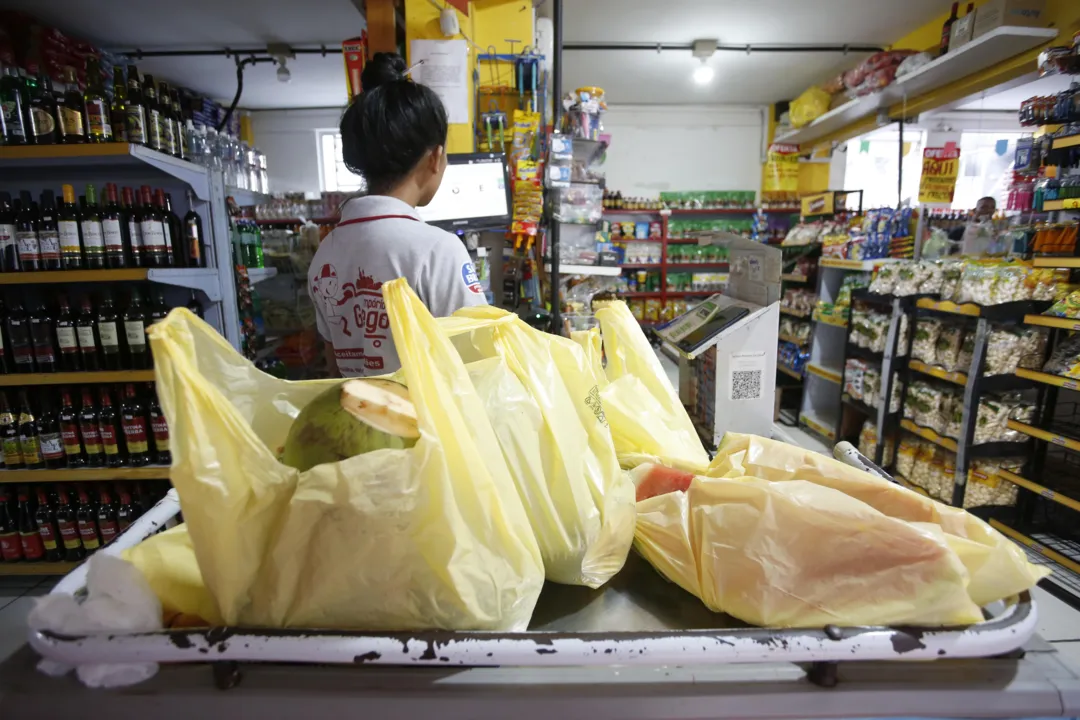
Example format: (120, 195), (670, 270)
(416, 152), (511, 232)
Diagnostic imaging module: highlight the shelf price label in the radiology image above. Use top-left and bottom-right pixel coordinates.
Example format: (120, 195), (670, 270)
(918, 147), (961, 204)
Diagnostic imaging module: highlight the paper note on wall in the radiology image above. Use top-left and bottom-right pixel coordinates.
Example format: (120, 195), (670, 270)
(410, 39), (469, 124)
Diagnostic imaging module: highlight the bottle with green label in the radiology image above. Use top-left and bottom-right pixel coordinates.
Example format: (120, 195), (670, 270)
(81, 183), (106, 269)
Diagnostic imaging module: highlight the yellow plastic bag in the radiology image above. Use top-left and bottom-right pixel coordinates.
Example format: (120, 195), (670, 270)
(707, 433), (1049, 607)
(123, 525), (223, 627)
(634, 468), (984, 627)
(148, 279), (544, 630)
(439, 306), (634, 588)
(589, 301), (710, 472)
(789, 86), (831, 128)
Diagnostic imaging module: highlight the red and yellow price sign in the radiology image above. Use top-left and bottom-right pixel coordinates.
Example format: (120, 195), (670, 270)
(918, 147), (961, 204)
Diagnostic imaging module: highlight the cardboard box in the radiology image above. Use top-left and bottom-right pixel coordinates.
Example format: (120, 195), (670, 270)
(949, 11), (977, 51)
(972, 0), (1047, 39)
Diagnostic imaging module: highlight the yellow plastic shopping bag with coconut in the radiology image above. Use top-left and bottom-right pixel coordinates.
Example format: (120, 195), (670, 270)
(145, 279), (544, 630)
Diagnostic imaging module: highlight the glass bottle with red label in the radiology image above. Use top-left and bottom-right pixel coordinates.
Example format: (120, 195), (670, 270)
(17, 488), (45, 562)
(121, 383), (150, 467)
(0, 391), (22, 470)
(17, 390), (43, 470)
(0, 491), (23, 562)
(96, 486), (120, 546)
(117, 485), (137, 532)
(75, 485), (101, 553)
(54, 486), (85, 561)
(78, 387), (104, 467)
(59, 388), (85, 467)
(37, 389), (66, 470)
(147, 383), (170, 466)
(98, 386), (126, 467)
(101, 183), (127, 269)
(34, 487), (62, 562)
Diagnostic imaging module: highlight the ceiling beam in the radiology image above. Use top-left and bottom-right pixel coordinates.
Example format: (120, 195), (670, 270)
(562, 42), (884, 53)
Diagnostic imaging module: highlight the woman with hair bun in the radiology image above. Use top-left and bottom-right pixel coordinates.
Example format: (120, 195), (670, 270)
(308, 52), (486, 377)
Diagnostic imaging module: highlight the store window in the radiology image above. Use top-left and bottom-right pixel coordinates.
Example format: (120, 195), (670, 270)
(317, 129), (366, 193)
(951, 131), (1024, 211)
(843, 128), (927, 209)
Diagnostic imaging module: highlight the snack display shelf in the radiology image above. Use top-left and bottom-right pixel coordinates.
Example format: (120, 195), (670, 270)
(779, 306), (810, 319)
(778, 333), (807, 345)
(901, 418), (959, 452)
(989, 520), (1080, 576)
(819, 258), (896, 271)
(908, 359), (967, 385)
(780, 273), (809, 283)
(840, 392), (887, 420)
(811, 310), (847, 328)
(1015, 368), (1080, 391)
(0, 467), (171, 483)
(806, 362), (842, 384)
(916, 298), (1051, 320)
(1006, 420), (1080, 452)
(1041, 199), (1080, 212)
(1024, 314), (1080, 331)
(777, 363), (803, 380)
(998, 469), (1080, 513)
(1051, 134), (1080, 151)
(0, 562), (80, 577)
(895, 474), (930, 497)
(0, 370), (156, 386)
(1032, 256), (1080, 268)
(844, 345), (884, 363)
(799, 411), (837, 442)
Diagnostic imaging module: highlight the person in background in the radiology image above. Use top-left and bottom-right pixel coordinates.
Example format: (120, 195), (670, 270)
(947, 195), (997, 254)
(308, 52), (486, 378)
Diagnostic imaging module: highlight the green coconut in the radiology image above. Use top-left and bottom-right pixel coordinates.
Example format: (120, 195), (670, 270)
(281, 378), (419, 472)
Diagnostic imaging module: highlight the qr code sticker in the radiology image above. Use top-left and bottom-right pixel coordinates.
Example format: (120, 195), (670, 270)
(732, 370), (762, 400)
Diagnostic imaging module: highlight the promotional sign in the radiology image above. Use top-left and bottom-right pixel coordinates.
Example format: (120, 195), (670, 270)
(342, 33), (368, 102)
(800, 191), (835, 217)
(918, 147), (961, 204)
(763, 143), (800, 194)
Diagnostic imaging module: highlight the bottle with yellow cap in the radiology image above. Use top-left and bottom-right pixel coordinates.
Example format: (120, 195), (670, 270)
(57, 184), (83, 270)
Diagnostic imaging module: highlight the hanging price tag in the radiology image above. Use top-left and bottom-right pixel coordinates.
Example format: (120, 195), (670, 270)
(918, 147), (961, 204)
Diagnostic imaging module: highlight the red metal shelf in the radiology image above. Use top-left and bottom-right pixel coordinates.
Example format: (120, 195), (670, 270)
(669, 208), (757, 216)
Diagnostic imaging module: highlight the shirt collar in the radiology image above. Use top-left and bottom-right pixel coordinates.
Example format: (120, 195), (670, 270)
(339, 195), (422, 222)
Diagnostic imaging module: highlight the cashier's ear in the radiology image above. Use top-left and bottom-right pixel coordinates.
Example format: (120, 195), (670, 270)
(428, 144), (446, 175)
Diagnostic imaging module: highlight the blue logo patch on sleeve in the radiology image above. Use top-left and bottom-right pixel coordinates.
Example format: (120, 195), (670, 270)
(461, 262), (482, 294)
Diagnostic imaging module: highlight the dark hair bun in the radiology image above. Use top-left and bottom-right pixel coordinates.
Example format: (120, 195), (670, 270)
(362, 52), (408, 92)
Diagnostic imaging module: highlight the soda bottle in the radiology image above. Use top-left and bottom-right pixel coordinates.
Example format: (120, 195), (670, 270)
(54, 486), (85, 561)
(78, 387), (104, 467)
(0, 491), (23, 562)
(120, 383), (150, 467)
(75, 486), (101, 553)
(17, 488), (45, 562)
(34, 487), (62, 563)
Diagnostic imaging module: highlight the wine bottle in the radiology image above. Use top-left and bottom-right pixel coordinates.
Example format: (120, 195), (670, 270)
(17, 489), (46, 561)
(78, 387), (104, 467)
(76, 295), (100, 371)
(98, 387), (125, 467)
(0, 492), (23, 562)
(55, 294), (81, 371)
(142, 75), (162, 153)
(184, 198), (205, 267)
(0, 66), (28, 145)
(125, 65), (146, 146)
(37, 190), (62, 270)
(97, 291), (122, 370)
(120, 383), (150, 467)
(157, 81), (176, 156)
(101, 182), (127, 268)
(16, 390), (43, 470)
(28, 300), (57, 373)
(96, 486), (120, 545)
(81, 183), (106, 269)
(148, 383), (171, 466)
(59, 387), (85, 468)
(109, 64), (127, 143)
(82, 57), (112, 143)
(0, 391), (22, 469)
(139, 186), (166, 267)
(37, 389), (66, 469)
(0, 191), (19, 272)
(155, 189), (178, 266)
(123, 288), (150, 370)
(6, 300), (34, 373)
(57, 66), (85, 144)
(58, 184), (83, 269)
(54, 486), (85, 561)
(15, 191), (41, 271)
(28, 72), (59, 144)
(75, 486), (102, 552)
(121, 187), (144, 268)
(34, 487), (62, 562)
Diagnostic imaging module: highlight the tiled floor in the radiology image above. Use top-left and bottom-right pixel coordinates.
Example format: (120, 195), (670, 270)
(0, 575), (57, 665)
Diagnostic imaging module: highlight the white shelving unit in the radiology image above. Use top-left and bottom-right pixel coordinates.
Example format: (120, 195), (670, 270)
(226, 185), (272, 208)
(545, 263), (622, 277)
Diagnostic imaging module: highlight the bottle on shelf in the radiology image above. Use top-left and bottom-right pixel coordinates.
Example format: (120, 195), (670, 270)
(183, 195), (205, 268)
(54, 486), (85, 561)
(0, 391), (22, 469)
(96, 486), (120, 545)
(34, 487), (62, 563)
(75, 295), (100, 371)
(81, 183), (106, 269)
(940, 2), (959, 56)
(155, 190), (179, 266)
(28, 300), (57, 373)
(157, 80), (177, 156)
(124, 288), (150, 370)
(0, 300), (8, 374)
(147, 383), (170, 466)
(7, 300), (34, 373)
(96, 290), (123, 370)
(0, 492), (23, 562)
(57, 66), (85, 144)
(75, 486), (102, 553)
(14, 192), (40, 271)
(27, 72), (58, 145)
(125, 65), (146, 146)
(0, 191), (18, 272)
(82, 57), (112, 143)
(171, 89), (186, 161)
(101, 183), (127, 268)
(138, 185), (167, 267)
(98, 387), (125, 467)
(109, 64), (127, 143)
(116, 485), (136, 532)
(55, 294), (81, 371)
(186, 290), (204, 319)
(149, 289), (168, 324)
(17, 489), (45, 562)
(36, 190), (61, 270)
(37, 390), (65, 470)
(58, 387), (84, 468)
(121, 187), (144, 268)
(0, 65), (28, 145)
(17, 390), (44, 470)
(78, 386), (104, 467)
(142, 75), (162, 152)
(57, 184), (83, 269)
(120, 383), (150, 467)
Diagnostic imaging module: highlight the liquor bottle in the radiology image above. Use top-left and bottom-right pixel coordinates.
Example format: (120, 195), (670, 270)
(58, 388), (84, 467)
(78, 386), (104, 467)
(120, 383), (150, 467)
(54, 294), (82, 371)
(183, 199), (205, 268)
(186, 290), (204, 319)
(96, 486), (120, 545)
(15, 191), (41, 271)
(157, 81), (176, 156)
(37, 390), (65, 469)
(109, 65), (127, 143)
(76, 296), (100, 370)
(83, 57), (112, 142)
(99, 387), (125, 467)
(16, 490), (45, 562)
(124, 288), (150, 369)
(0, 392), (21, 469)
(171, 89), (186, 160)
(34, 487), (62, 562)
(100, 183), (127, 268)
(54, 486), (85, 561)
(940, 2), (959, 56)
(0, 299), (7, 374)
(155, 190), (178, 266)
(75, 486), (102, 553)
(0, 191), (18, 271)
(0, 492), (22, 562)
(142, 75), (163, 153)
(57, 66), (85, 144)
(0, 65), (28, 145)
(139, 186), (166, 267)
(17, 391), (43, 470)
(125, 66), (146, 145)
(150, 289), (169, 324)
(7, 300), (34, 373)
(116, 486), (136, 532)
(58, 184), (83, 269)
(148, 384), (171, 466)
(27, 72), (58, 144)
(81, 183), (106, 269)
(121, 187), (144, 267)
(29, 301), (57, 373)
(97, 290), (122, 370)
(38, 190), (61, 270)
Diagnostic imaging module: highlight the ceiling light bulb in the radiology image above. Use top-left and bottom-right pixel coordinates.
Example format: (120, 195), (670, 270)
(693, 63), (714, 85)
(277, 62), (291, 83)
